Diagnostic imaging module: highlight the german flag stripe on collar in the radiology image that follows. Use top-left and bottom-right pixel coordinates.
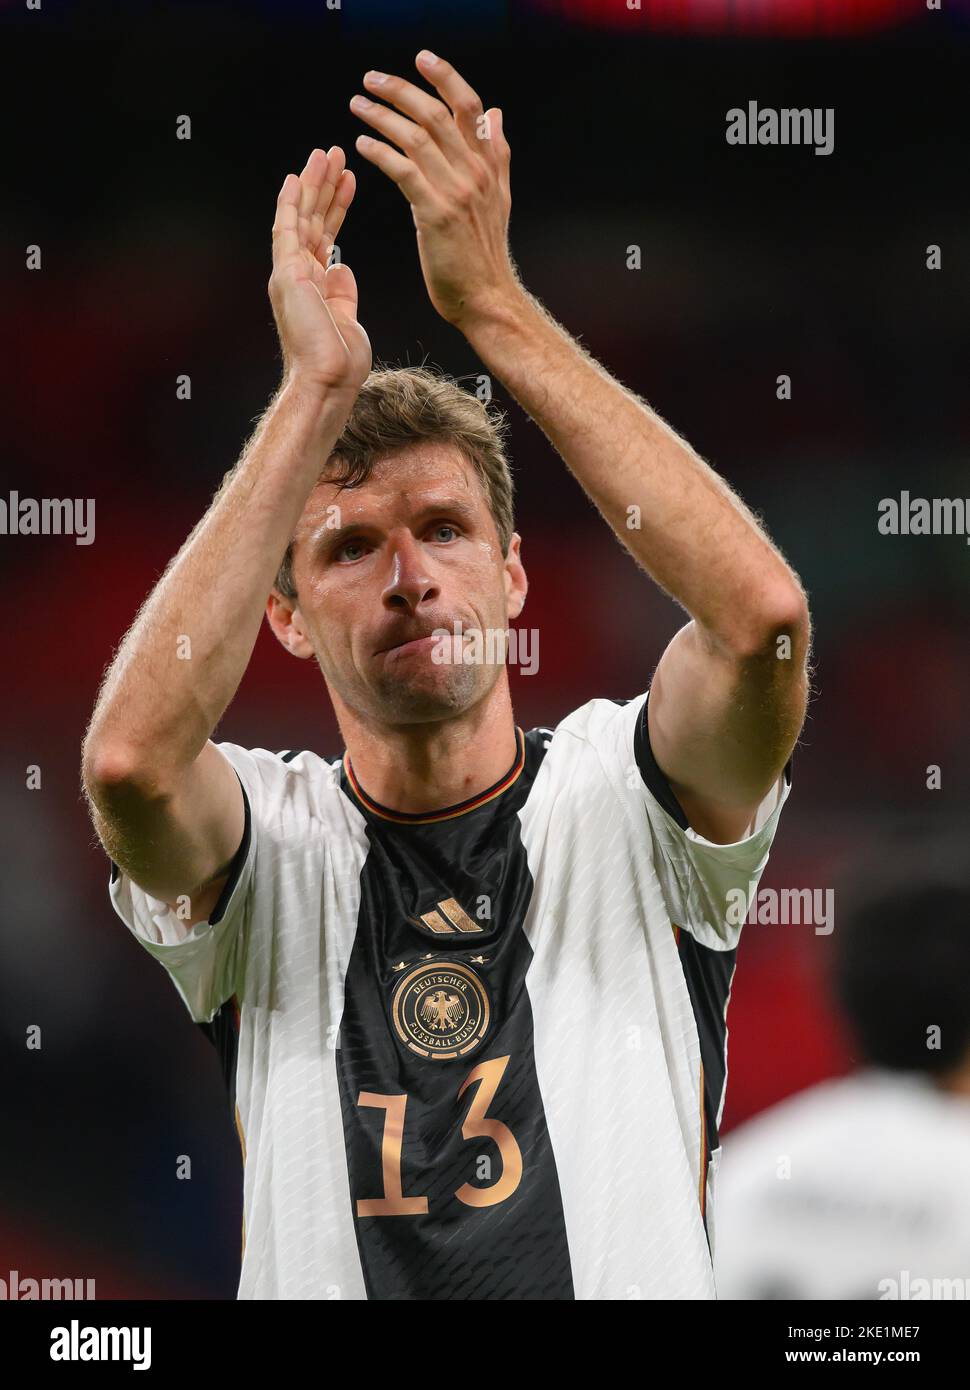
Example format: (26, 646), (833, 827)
(343, 727), (526, 825)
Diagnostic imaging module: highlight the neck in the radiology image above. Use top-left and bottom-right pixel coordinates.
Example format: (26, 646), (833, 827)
(333, 679), (519, 816)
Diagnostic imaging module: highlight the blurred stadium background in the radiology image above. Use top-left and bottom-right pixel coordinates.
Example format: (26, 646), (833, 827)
(2, 0), (969, 1296)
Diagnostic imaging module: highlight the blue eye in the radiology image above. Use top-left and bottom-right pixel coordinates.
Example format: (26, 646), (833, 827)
(337, 539), (367, 562)
(433, 524), (457, 542)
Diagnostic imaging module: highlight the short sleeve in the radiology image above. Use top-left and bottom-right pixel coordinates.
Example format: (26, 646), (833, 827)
(106, 743), (264, 1024)
(632, 689), (792, 949)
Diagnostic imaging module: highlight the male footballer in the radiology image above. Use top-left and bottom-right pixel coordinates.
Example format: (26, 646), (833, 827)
(82, 51), (810, 1300)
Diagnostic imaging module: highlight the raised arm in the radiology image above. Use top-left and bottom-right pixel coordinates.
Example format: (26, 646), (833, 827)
(351, 55), (810, 843)
(82, 147), (371, 922)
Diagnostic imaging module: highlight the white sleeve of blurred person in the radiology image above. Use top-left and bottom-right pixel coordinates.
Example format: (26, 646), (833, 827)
(713, 1070), (970, 1300)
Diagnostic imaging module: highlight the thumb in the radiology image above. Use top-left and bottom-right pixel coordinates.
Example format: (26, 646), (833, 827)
(323, 261), (359, 316)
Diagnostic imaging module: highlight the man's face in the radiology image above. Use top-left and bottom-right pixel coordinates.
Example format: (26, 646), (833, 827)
(268, 441), (526, 726)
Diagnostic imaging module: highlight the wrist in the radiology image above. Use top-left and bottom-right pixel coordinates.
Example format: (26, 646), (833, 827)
(262, 375), (360, 467)
(277, 370), (360, 418)
(455, 279), (534, 346)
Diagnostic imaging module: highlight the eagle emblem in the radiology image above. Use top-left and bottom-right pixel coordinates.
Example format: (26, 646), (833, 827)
(390, 960), (491, 1061)
(420, 990), (464, 1031)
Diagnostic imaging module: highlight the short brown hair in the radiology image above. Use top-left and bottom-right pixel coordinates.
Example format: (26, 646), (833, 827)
(274, 366), (514, 601)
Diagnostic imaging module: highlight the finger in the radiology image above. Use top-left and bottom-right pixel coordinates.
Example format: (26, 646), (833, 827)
(313, 144), (344, 227)
(414, 50), (487, 151)
(307, 151), (343, 261)
(485, 107), (509, 156)
(361, 69), (472, 165)
(324, 144), (346, 193)
(271, 173), (301, 264)
(322, 167), (356, 248)
(298, 147), (330, 221)
(350, 93), (463, 192)
(309, 169), (355, 275)
(354, 133), (441, 213)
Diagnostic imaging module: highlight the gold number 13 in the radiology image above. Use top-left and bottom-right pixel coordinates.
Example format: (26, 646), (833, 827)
(355, 1054), (523, 1217)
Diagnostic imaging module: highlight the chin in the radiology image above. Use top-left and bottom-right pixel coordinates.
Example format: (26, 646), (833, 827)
(373, 666), (486, 724)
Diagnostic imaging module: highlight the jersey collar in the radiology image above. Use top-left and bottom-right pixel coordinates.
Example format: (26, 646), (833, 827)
(343, 726), (526, 825)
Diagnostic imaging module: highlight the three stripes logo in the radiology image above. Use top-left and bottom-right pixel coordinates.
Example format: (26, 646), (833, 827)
(411, 897), (485, 936)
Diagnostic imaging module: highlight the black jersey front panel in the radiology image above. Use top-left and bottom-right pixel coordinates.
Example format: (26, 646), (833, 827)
(334, 728), (575, 1300)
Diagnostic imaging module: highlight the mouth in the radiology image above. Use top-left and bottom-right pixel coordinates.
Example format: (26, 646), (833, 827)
(375, 633), (442, 660)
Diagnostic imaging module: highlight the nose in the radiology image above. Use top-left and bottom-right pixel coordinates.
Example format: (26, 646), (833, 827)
(381, 531), (440, 614)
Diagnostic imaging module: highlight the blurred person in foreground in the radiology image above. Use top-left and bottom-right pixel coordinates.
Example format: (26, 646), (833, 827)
(715, 879), (970, 1301)
(81, 52), (810, 1299)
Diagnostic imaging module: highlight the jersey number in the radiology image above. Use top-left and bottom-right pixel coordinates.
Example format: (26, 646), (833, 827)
(355, 1055), (523, 1217)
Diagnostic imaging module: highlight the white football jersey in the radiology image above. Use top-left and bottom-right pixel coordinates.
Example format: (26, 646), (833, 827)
(107, 690), (792, 1300)
(714, 1070), (970, 1300)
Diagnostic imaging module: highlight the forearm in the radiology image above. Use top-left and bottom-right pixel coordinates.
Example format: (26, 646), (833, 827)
(465, 286), (805, 653)
(84, 379), (352, 788)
